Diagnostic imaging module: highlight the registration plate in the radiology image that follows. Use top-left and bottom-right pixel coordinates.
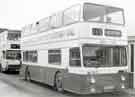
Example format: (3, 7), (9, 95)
(104, 86), (114, 90)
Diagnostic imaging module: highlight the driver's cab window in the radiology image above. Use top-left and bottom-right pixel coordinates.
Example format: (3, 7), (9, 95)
(69, 47), (81, 67)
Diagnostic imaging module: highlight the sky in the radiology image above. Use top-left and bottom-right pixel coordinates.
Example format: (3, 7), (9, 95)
(0, 0), (134, 35)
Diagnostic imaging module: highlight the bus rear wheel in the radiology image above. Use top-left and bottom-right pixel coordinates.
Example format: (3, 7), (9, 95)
(55, 72), (64, 92)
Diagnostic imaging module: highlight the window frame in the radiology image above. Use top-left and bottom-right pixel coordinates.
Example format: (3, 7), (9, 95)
(48, 49), (61, 65)
(63, 4), (81, 25)
(23, 50), (38, 63)
(82, 44), (127, 67)
(69, 47), (81, 67)
(83, 3), (125, 26)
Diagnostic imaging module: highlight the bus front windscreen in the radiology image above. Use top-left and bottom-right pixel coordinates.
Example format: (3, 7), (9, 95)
(83, 3), (124, 25)
(6, 50), (21, 60)
(82, 45), (127, 67)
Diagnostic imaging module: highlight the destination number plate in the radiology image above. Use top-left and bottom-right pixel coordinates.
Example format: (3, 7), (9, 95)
(104, 86), (114, 90)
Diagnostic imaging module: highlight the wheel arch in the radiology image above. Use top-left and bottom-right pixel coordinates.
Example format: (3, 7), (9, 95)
(54, 70), (62, 86)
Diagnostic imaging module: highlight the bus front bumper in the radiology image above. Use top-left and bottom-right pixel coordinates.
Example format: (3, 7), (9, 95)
(63, 72), (129, 94)
(79, 73), (129, 94)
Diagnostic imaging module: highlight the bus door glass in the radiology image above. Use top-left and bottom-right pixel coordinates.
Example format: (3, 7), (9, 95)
(69, 47), (81, 67)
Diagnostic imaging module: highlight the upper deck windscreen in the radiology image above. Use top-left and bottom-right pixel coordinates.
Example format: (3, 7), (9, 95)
(7, 32), (21, 41)
(83, 3), (124, 25)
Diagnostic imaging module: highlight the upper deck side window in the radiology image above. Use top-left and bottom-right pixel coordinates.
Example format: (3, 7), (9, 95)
(50, 12), (63, 28)
(23, 3), (125, 36)
(63, 4), (81, 25)
(23, 4), (82, 35)
(36, 17), (50, 32)
(83, 3), (105, 23)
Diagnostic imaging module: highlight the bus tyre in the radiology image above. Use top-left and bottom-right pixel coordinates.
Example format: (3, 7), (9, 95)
(55, 72), (64, 92)
(25, 68), (31, 81)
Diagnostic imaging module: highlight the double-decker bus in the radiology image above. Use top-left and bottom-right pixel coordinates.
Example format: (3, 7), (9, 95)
(0, 29), (21, 72)
(20, 2), (128, 94)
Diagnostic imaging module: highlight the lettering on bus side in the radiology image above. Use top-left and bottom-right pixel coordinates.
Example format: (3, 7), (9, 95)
(47, 29), (75, 39)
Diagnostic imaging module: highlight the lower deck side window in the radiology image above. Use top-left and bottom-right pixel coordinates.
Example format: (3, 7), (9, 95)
(23, 50), (38, 63)
(48, 49), (61, 65)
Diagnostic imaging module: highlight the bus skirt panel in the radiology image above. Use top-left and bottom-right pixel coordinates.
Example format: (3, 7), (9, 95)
(63, 72), (129, 94)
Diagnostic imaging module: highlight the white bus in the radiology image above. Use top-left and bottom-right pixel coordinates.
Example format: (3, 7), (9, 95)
(20, 2), (128, 94)
(0, 29), (21, 72)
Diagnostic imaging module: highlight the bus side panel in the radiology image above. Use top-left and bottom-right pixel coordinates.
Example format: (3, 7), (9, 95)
(26, 65), (65, 86)
(41, 66), (65, 86)
(29, 65), (43, 82)
(63, 73), (85, 94)
(63, 73), (103, 94)
(63, 72), (129, 94)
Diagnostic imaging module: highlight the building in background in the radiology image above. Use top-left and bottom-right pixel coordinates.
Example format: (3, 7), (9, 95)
(0, 28), (21, 72)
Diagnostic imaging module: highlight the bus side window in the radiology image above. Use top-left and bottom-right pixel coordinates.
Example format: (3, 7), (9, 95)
(23, 51), (38, 63)
(69, 47), (81, 67)
(48, 49), (61, 65)
(63, 4), (81, 25)
(50, 12), (63, 28)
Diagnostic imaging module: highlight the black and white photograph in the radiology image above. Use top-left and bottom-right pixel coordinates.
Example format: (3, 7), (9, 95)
(0, 0), (134, 97)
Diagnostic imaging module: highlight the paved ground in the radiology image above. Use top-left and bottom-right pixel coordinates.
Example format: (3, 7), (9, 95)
(0, 72), (135, 97)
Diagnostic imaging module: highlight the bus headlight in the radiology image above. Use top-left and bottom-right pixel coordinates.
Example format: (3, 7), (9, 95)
(87, 72), (96, 84)
(121, 83), (125, 89)
(90, 77), (96, 84)
(121, 75), (126, 81)
(90, 87), (96, 93)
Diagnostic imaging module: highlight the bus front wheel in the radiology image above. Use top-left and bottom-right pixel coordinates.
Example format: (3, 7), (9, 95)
(55, 72), (64, 92)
